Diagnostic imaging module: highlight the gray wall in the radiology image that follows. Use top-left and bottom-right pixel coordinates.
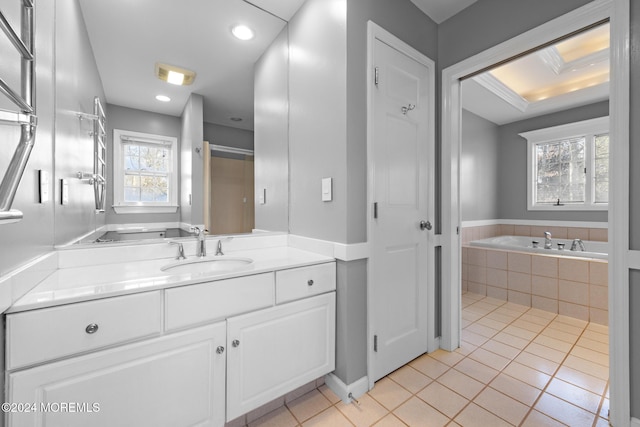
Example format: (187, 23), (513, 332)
(254, 27), (289, 233)
(497, 101), (609, 222)
(461, 110), (500, 221)
(629, 0), (640, 418)
(0, 0), (106, 274)
(203, 122), (253, 152)
(180, 94), (204, 227)
(105, 104), (182, 225)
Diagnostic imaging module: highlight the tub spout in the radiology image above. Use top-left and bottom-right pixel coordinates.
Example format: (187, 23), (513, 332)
(571, 239), (586, 251)
(544, 232), (552, 249)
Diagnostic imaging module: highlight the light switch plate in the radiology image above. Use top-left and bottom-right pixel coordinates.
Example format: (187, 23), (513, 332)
(60, 179), (69, 205)
(322, 178), (332, 202)
(38, 170), (49, 203)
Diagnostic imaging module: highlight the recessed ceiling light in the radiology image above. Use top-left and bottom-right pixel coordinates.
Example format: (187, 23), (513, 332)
(156, 95), (171, 102)
(230, 117), (243, 122)
(155, 63), (196, 86)
(232, 25), (254, 41)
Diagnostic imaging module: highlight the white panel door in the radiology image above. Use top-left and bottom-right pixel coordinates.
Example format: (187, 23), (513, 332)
(226, 293), (335, 421)
(7, 323), (227, 427)
(371, 36), (433, 381)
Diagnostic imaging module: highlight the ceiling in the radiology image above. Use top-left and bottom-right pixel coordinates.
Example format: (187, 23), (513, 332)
(78, 0), (305, 131)
(462, 23), (610, 125)
(409, 0), (478, 24)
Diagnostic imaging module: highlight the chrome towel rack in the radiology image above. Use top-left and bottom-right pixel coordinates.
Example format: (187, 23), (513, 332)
(0, 0), (37, 224)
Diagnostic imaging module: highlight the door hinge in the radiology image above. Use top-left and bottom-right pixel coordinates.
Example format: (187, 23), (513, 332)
(457, 226), (459, 235)
(373, 202), (378, 219)
(374, 67), (379, 86)
(374, 334), (378, 352)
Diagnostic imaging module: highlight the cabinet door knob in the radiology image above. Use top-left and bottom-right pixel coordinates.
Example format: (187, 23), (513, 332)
(307, 279), (314, 286)
(232, 339), (240, 347)
(85, 323), (99, 334)
(216, 346), (225, 354)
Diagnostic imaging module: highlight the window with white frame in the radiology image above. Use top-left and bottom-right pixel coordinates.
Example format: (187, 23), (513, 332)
(520, 116), (609, 211)
(112, 129), (178, 214)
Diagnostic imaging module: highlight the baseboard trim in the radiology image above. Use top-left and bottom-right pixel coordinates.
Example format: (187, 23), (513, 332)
(324, 373), (369, 404)
(461, 219), (608, 228)
(631, 417), (640, 427)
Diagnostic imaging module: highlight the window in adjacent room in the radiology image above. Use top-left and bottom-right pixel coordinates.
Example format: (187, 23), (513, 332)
(112, 129), (178, 214)
(520, 116), (609, 211)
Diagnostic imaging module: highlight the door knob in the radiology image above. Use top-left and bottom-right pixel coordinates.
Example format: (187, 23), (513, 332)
(232, 339), (240, 347)
(419, 220), (432, 231)
(216, 346), (225, 354)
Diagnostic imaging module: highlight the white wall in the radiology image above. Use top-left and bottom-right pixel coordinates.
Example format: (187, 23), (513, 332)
(180, 94), (204, 227)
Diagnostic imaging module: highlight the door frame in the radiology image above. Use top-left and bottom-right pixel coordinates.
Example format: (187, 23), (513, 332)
(366, 21), (437, 390)
(440, 0), (630, 424)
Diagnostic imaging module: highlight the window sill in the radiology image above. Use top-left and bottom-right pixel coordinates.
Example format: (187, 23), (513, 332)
(112, 205), (179, 214)
(527, 204), (608, 212)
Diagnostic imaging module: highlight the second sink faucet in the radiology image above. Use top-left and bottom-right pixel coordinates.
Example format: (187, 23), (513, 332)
(544, 231), (552, 249)
(193, 227), (208, 257)
(215, 236), (234, 256)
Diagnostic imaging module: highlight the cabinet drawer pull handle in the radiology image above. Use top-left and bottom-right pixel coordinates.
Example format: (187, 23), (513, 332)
(85, 323), (99, 334)
(307, 279), (314, 286)
(216, 346), (225, 354)
(232, 339), (240, 347)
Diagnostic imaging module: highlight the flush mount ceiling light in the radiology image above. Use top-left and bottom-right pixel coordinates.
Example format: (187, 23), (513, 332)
(231, 25), (254, 41)
(155, 95), (171, 102)
(155, 63), (196, 86)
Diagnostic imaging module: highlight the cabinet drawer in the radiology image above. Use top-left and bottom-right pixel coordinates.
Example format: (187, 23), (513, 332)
(275, 262), (336, 304)
(165, 273), (274, 332)
(6, 291), (162, 370)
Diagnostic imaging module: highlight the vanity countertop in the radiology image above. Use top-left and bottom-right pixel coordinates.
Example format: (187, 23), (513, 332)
(7, 246), (334, 314)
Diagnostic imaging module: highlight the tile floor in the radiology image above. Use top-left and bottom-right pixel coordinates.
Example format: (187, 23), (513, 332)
(248, 292), (609, 427)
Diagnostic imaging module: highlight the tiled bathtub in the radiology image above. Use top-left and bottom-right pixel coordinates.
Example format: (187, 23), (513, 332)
(461, 244), (608, 325)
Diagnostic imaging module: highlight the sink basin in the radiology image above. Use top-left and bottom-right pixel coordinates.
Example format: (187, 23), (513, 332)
(161, 257), (253, 274)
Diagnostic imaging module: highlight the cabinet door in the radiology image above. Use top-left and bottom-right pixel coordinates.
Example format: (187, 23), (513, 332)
(7, 323), (227, 427)
(226, 292), (335, 421)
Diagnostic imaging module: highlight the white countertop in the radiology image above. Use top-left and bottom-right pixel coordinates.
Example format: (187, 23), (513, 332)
(8, 246), (334, 313)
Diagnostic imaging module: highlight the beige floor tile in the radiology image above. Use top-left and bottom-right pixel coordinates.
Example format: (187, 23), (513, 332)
(502, 325), (538, 341)
(248, 406), (298, 427)
(462, 311), (483, 322)
(475, 316), (508, 332)
(599, 398), (610, 419)
(581, 329), (608, 345)
(503, 301), (530, 313)
(533, 334), (573, 353)
(394, 397), (450, 427)
(534, 393), (596, 427)
(454, 341), (477, 357)
(410, 354), (450, 379)
(545, 378), (601, 414)
(521, 410), (567, 427)
(503, 361), (551, 389)
(301, 406), (353, 427)
(389, 365), (432, 394)
(485, 312), (519, 325)
(436, 369), (484, 400)
(594, 416), (610, 427)
(514, 350), (559, 376)
(454, 358), (499, 384)
(336, 394), (388, 427)
(526, 307), (558, 320)
(524, 342), (567, 364)
(428, 349), (465, 367)
(473, 387), (529, 425)
(468, 348), (511, 371)
(369, 377), (412, 411)
(519, 313), (553, 327)
(489, 373), (542, 406)
(373, 413), (408, 427)
(586, 322), (608, 335)
(464, 323), (500, 339)
(416, 381), (469, 419)
(554, 366), (607, 396)
(547, 321), (585, 335)
(287, 389), (332, 423)
(492, 331), (530, 350)
(569, 346), (609, 367)
(318, 384), (341, 404)
(482, 296), (506, 306)
(540, 327), (580, 344)
(461, 330), (490, 347)
(576, 336), (609, 355)
(453, 403), (511, 427)
(511, 318), (546, 333)
(562, 355), (609, 380)
(554, 315), (588, 328)
(480, 339), (521, 359)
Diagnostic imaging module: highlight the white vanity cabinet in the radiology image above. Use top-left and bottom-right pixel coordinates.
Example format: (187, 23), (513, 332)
(6, 322), (227, 427)
(4, 260), (336, 427)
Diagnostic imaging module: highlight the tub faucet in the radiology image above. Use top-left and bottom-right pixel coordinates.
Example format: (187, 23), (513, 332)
(193, 227), (208, 257)
(571, 239), (586, 251)
(544, 232), (552, 249)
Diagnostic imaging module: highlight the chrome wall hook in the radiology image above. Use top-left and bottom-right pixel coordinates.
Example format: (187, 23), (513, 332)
(401, 104), (415, 115)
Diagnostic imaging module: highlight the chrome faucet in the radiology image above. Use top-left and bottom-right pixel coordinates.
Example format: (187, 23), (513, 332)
(544, 231), (552, 249)
(169, 241), (186, 260)
(571, 238), (586, 251)
(193, 227), (208, 257)
(215, 236), (233, 256)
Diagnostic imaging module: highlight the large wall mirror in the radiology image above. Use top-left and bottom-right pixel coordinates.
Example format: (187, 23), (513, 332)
(73, 0), (301, 242)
